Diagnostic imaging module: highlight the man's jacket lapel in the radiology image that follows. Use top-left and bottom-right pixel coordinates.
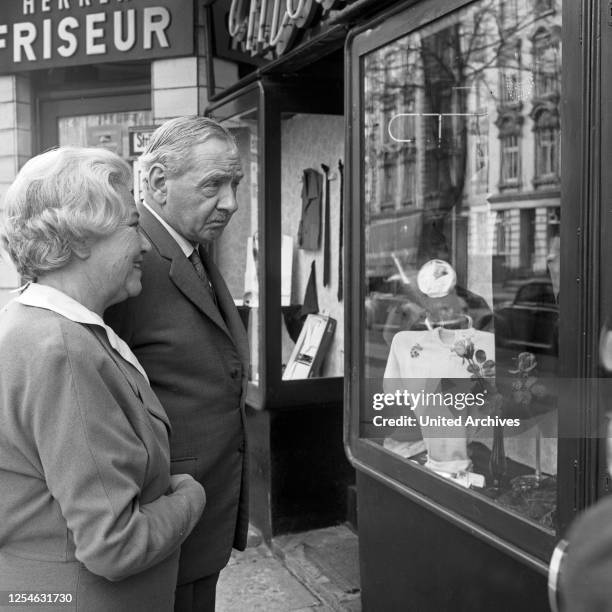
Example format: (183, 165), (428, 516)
(138, 204), (233, 340)
(201, 249), (250, 369)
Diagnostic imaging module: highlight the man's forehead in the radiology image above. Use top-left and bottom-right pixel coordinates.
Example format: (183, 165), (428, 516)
(189, 140), (242, 173)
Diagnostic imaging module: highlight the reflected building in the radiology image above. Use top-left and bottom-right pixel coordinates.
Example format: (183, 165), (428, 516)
(363, 0), (561, 298)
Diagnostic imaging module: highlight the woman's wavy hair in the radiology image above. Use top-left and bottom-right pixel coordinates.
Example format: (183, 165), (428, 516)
(0, 147), (132, 281)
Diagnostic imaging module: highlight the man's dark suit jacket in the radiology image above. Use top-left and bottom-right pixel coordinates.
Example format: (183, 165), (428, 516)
(105, 204), (249, 584)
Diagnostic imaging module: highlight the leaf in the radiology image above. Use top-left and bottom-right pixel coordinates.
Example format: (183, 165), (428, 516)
(475, 349), (487, 364)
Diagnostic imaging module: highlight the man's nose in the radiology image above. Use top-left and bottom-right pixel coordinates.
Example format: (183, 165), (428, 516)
(217, 186), (238, 214)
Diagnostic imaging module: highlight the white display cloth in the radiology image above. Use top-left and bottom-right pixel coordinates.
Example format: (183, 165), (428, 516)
(383, 327), (495, 474)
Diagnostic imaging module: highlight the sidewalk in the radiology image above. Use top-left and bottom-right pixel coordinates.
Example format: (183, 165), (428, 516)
(216, 525), (361, 612)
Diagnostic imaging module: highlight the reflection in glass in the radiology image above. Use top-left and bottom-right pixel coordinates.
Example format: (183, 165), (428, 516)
(215, 110), (260, 384)
(361, 0), (561, 529)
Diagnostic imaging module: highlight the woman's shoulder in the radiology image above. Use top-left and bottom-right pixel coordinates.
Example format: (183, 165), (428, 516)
(0, 301), (98, 361)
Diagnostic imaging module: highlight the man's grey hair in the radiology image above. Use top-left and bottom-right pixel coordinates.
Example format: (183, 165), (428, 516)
(139, 116), (237, 178)
(0, 147), (132, 281)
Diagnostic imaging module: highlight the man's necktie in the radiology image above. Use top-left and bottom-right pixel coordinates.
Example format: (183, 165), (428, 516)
(189, 247), (217, 306)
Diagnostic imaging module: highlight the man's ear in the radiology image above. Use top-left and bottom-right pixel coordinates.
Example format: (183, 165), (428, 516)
(146, 164), (168, 205)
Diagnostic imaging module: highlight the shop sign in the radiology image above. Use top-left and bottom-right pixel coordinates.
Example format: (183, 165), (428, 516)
(128, 124), (157, 157)
(0, 0), (193, 74)
(223, 0), (349, 58)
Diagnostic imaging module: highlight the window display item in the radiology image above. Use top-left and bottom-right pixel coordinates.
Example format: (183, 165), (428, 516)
(282, 261), (320, 344)
(298, 168), (322, 250)
(244, 233), (258, 307)
(417, 259), (457, 298)
(283, 314), (336, 380)
(337, 159), (344, 302)
(384, 327), (495, 475)
(299, 260), (319, 319)
(322, 163), (331, 286)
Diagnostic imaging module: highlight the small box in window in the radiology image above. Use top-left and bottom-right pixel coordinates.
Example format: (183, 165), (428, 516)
(282, 314), (336, 380)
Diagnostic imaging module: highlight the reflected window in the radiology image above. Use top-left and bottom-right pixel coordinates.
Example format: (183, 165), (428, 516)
(501, 132), (520, 187)
(401, 148), (417, 207)
(381, 151), (399, 210)
(533, 28), (560, 98)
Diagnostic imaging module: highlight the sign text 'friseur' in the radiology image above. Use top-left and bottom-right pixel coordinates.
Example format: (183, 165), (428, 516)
(0, 0), (194, 73)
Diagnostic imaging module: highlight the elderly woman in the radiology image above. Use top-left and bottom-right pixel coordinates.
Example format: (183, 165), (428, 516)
(0, 147), (206, 611)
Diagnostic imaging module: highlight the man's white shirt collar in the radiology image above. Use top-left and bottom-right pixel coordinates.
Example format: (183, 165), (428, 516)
(140, 201), (195, 258)
(16, 283), (149, 383)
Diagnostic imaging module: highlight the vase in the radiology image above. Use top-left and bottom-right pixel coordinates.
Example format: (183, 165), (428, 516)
(489, 423), (507, 487)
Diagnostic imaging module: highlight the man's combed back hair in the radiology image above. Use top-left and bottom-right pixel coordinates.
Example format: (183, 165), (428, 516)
(139, 116), (237, 178)
(0, 147), (132, 281)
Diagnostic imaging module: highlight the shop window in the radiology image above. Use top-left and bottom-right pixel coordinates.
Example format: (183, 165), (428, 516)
(58, 110), (153, 160)
(353, 0), (563, 544)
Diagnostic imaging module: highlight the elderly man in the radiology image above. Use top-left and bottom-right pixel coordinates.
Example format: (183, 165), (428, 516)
(105, 116), (249, 612)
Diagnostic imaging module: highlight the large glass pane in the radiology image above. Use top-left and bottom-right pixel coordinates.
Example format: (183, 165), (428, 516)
(280, 113), (345, 380)
(216, 109), (260, 384)
(362, 0), (561, 529)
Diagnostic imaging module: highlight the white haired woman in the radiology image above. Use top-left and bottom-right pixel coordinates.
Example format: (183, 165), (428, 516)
(0, 147), (206, 611)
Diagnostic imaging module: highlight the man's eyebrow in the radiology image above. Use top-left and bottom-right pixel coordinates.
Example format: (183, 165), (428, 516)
(198, 168), (243, 186)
